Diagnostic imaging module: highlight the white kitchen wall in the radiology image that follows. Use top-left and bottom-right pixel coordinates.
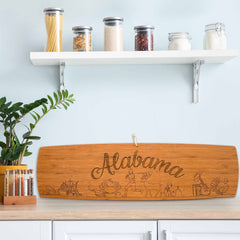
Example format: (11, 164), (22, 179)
(0, 0), (239, 197)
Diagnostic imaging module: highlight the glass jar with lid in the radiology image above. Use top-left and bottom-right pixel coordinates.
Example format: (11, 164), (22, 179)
(204, 23), (227, 50)
(168, 32), (191, 50)
(134, 25), (154, 51)
(72, 26), (92, 52)
(43, 7), (64, 52)
(103, 17), (123, 51)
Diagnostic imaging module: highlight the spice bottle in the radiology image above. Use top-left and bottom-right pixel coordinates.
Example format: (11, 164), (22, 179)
(168, 32), (192, 50)
(204, 23), (227, 50)
(72, 26), (92, 52)
(44, 7), (64, 52)
(103, 17), (123, 51)
(134, 25), (154, 51)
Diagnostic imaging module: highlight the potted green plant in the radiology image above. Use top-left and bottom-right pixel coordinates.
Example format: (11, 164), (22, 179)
(0, 90), (75, 199)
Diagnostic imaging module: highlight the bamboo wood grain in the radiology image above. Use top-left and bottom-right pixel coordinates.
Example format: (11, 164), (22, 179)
(37, 143), (238, 200)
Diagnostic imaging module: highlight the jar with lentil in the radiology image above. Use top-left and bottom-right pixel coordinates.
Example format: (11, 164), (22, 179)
(72, 26), (92, 52)
(134, 25), (154, 51)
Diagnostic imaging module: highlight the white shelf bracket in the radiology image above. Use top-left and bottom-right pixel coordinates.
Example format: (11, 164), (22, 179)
(60, 62), (66, 91)
(193, 60), (204, 104)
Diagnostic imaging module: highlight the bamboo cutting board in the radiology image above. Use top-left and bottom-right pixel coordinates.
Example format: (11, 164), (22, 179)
(37, 143), (238, 200)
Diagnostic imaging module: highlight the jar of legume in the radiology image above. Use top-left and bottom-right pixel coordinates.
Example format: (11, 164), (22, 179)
(134, 25), (154, 51)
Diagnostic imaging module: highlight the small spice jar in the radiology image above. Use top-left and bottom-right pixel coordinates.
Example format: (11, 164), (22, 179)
(44, 7), (64, 52)
(134, 25), (154, 51)
(168, 32), (191, 50)
(103, 17), (123, 51)
(72, 26), (92, 52)
(204, 23), (227, 50)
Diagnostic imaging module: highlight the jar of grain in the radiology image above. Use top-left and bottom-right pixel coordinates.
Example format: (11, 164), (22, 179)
(43, 8), (64, 52)
(134, 25), (154, 51)
(204, 23), (227, 50)
(72, 26), (92, 52)
(168, 32), (191, 50)
(103, 17), (123, 51)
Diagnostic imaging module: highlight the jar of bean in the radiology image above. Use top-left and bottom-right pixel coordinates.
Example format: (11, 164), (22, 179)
(72, 26), (92, 52)
(134, 25), (154, 51)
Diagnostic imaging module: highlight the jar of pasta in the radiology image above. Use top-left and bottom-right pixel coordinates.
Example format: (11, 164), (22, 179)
(103, 17), (123, 51)
(134, 25), (154, 51)
(44, 7), (64, 52)
(72, 26), (92, 52)
(204, 23), (227, 50)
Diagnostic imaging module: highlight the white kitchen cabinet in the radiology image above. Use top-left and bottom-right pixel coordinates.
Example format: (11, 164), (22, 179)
(0, 221), (51, 240)
(53, 220), (157, 240)
(158, 220), (240, 240)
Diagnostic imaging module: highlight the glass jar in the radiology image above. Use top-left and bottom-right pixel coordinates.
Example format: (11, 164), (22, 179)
(103, 17), (123, 51)
(168, 32), (191, 50)
(72, 26), (92, 52)
(204, 23), (227, 50)
(134, 25), (154, 51)
(44, 8), (64, 52)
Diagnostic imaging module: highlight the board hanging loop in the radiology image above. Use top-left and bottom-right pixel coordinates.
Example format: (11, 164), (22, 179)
(133, 134), (138, 147)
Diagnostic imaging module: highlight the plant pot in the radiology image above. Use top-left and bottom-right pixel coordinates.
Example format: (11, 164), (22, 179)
(0, 165), (28, 202)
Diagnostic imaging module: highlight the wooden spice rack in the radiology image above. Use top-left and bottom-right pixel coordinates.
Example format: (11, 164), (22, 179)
(30, 50), (238, 103)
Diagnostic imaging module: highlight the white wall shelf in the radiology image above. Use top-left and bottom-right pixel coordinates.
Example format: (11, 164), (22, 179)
(30, 50), (238, 103)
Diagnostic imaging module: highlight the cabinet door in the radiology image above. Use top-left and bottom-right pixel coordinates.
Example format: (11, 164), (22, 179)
(158, 220), (240, 240)
(0, 221), (51, 240)
(54, 220), (157, 240)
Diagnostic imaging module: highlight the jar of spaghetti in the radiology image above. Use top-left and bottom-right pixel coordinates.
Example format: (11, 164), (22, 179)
(43, 7), (64, 52)
(134, 25), (154, 51)
(103, 17), (123, 51)
(72, 26), (92, 52)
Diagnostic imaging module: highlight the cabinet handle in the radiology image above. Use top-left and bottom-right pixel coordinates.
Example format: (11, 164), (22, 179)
(163, 230), (168, 240)
(148, 231), (152, 240)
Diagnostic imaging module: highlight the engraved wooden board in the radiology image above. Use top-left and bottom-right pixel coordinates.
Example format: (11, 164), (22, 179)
(37, 144), (239, 200)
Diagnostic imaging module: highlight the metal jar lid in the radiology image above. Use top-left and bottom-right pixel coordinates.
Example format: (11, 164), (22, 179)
(43, 7), (64, 13)
(72, 26), (93, 32)
(168, 32), (191, 41)
(134, 25), (155, 31)
(103, 17), (124, 22)
(205, 22), (225, 32)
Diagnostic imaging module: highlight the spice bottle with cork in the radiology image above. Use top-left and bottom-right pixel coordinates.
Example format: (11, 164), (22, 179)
(103, 17), (124, 51)
(72, 26), (92, 52)
(168, 32), (192, 50)
(204, 23), (227, 50)
(134, 25), (154, 51)
(44, 7), (64, 52)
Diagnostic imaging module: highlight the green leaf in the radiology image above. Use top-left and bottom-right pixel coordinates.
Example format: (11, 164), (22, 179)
(47, 95), (54, 107)
(54, 92), (58, 104)
(0, 97), (6, 106)
(33, 111), (40, 120)
(61, 103), (68, 110)
(25, 136), (41, 140)
(0, 141), (6, 148)
(23, 131), (31, 139)
(42, 103), (47, 113)
(30, 113), (37, 121)
(58, 90), (63, 101)
(30, 123), (35, 130)
(24, 151), (32, 157)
